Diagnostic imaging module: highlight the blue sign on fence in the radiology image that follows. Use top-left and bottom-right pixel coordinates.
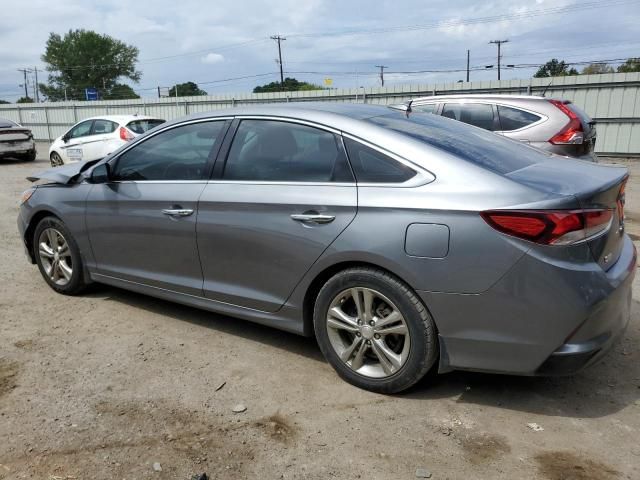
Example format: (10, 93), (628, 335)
(84, 88), (98, 101)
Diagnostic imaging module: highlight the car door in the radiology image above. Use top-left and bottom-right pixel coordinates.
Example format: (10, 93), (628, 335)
(85, 119), (230, 295)
(61, 120), (94, 162)
(81, 119), (119, 161)
(197, 118), (357, 312)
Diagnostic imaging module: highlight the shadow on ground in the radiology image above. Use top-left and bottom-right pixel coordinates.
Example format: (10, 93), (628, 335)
(85, 283), (640, 419)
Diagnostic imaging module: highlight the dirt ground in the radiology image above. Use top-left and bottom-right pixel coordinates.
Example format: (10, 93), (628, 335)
(1, 151), (639, 480)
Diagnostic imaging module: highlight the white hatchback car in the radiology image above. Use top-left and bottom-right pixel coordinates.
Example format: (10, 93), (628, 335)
(49, 115), (165, 166)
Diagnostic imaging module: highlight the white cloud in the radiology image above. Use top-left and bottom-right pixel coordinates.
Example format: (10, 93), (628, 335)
(201, 53), (225, 64)
(0, 0), (638, 100)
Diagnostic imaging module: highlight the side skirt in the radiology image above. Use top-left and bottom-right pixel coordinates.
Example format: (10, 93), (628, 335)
(90, 273), (306, 335)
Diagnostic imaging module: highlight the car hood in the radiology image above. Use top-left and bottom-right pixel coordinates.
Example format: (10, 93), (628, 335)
(27, 159), (101, 184)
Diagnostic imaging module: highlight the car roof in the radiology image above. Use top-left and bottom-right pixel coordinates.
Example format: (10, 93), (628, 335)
(80, 114), (163, 123)
(397, 94), (557, 103)
(161, 103), (395, 130)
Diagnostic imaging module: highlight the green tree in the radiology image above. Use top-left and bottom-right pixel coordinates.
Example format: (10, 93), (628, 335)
(40, 29), (141, 101)
(102, 83), (139, 100)
(581, 63), (614, 74)
(617, 57), (640, 73)
(534, 59), (579, 78)
(0, 99), (10, 104)
(253, 77), (324, 93)
(168, 82), (207, 97)
(16, 96), (34, 103)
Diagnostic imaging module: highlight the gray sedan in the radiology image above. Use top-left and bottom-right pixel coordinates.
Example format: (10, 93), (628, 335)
(17, 104), (635, 393)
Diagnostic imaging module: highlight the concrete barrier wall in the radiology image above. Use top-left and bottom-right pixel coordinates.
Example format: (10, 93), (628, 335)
(1, 72), (639, 156)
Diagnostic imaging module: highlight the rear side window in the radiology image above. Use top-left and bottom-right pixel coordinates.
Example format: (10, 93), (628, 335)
(92, 119), (118, 135)
(442, 103), (496, 131)
(223, 120), (353, 182)
(367, 112), (548, 175)
(496, 106), (541, 131)
(414, 104), (436, 114)
(343, 138), (416, 183)
(127, 119), (166, 134)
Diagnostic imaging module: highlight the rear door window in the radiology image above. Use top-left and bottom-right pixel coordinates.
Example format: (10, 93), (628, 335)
(223, 120), (353, 182)
(91, 119), (118, 135)
(496, 106), (541, 131)
(442, 103), (496, 131)
(127, 119), (166, 134)
(343, 138), (416, 183)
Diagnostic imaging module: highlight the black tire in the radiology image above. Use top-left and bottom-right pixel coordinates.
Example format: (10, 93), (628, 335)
(33, 216), (89, 295)
(313, 267), (438, 394)
(50, 151), (63, 167)
(23, 150), (36, 162)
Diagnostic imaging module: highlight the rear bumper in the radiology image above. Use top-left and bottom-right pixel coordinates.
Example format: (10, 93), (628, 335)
(419, 235), (636, 375)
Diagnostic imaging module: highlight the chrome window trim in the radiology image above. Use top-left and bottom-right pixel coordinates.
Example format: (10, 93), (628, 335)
(232, 115), (342, 135)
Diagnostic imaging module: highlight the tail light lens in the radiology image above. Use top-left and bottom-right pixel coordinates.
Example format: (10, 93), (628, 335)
(481, 209), (613, 245)
(548, 99), (584, 145)
(119, 127), (134, 141)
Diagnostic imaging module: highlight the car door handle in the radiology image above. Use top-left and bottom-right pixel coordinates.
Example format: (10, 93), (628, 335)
(290, 213), (336, 224)
(162, 208), (194, 217)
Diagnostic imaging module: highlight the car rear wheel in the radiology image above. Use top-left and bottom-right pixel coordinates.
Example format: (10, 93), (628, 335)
(33, 217), (89, 295)
(23, 150), (36, 162)
(50, 152), (63, 167)
(313, 267), (438, 393)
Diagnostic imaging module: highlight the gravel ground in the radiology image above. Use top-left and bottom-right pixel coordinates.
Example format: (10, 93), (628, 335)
(0, 153), (639, 480)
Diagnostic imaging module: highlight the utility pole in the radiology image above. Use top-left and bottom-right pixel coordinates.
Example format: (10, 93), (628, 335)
(270, 35), (286, 88)
(17, 69), (29, 98)
(489, 40), (509, 80)
(375, 65), (388, 87)
(33, 66), (40, 102)
(466, 50), (470, 82)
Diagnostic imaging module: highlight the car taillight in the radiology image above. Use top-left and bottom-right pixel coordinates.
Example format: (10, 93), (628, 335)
(548, 99), (584, 145)
(119, 127), (134, 141)
(481, 209), (613, 245)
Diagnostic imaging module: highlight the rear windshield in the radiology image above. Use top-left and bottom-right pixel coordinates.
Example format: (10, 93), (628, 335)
(127, 119), (165, 134)
(0, 118), (19, 128)
(367, 111), (550, 175)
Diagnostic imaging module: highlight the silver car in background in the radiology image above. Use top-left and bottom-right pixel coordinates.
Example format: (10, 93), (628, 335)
(391, 94), (597, 160)
(18, 104), (634, 393)
(0, 117), (36, 162)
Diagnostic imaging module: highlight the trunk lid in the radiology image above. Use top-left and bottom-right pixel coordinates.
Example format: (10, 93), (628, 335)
(507, 158), (628, 270)
(0, 127), (32, 143)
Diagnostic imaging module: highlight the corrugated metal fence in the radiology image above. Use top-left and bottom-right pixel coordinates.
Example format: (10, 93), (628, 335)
(1, 72), (639, 156)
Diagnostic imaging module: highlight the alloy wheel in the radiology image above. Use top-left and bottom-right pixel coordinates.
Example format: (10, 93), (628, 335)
(38, 228), (73, 286)
(50, 152), (63, 167)
(326, 287), (410, 378)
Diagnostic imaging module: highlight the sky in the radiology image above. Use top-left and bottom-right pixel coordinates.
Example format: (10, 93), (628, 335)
(1, 0), (639, 101)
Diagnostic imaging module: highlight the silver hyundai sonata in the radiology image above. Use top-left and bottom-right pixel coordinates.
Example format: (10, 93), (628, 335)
(17, 104), (635, 393)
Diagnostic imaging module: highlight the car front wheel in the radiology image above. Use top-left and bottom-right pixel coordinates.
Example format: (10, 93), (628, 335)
(33, 216), (89, 295)
(313, 267), (438, 393)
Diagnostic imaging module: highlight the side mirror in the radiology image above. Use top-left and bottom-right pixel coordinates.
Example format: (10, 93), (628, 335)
(90, 163), (111, 184)
(62, 134), (70, 143)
